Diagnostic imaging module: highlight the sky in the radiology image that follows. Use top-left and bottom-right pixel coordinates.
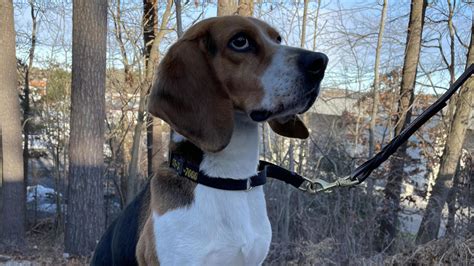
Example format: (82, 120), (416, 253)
(12, 0), (473, 95)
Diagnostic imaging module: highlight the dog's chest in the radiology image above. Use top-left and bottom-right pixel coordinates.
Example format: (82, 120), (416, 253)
(153, 185), (272, 265)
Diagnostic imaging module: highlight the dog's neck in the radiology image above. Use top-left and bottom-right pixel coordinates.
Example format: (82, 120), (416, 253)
(170, 112), (259, 180)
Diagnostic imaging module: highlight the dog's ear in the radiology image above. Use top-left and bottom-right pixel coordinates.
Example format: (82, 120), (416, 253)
(268, 115), (309, 139)
(147, 27), (233, 152)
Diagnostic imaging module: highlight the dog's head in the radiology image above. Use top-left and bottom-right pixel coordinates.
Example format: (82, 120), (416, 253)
(148, 16), (328, 152)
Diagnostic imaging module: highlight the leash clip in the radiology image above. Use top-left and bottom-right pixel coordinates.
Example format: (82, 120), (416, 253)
(298, 175), (359, 193)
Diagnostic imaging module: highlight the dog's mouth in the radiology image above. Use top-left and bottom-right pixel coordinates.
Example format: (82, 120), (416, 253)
(250, 102), (290, 122)
(250, 87), (319, 122)
(250, 110), (273, 122)
(298, 87), (319, 114)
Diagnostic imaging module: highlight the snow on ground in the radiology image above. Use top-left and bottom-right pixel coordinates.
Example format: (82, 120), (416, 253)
(26, 185), (65, 214)
(26, 185), (59, 202)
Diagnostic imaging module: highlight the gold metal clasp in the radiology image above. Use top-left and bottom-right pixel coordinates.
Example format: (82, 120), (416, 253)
(298, 175), (360, 193)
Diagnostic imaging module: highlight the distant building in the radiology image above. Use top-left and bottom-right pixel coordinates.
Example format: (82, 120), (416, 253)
(29, 78), (48, 101)
(308, 88), (474, 154)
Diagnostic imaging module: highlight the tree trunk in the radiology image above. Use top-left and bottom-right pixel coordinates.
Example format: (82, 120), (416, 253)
(368, 0), (388, 195)
(0, 0), (26, 248)
(145, 0), (172, 178)
(295, 1), (309, 213)
(218, 0), (238, 16)
(129, 0), (172, 203)
(445, 0), (458, 122)
(110, 0), (133, 204)
(127, 0), (158, 203)
(312, 0), (321, 51)
(127, 93), (146, 204)
(237, 0), (253, 16)
(416, 19), (474, 245)
(65, 0), (107, 256)
(144, 0), (158, 179)
(280, 140), (294, 256)
(468, 161), (474, 235)
(300, 0), (309, 48)
(175, 0), (183, 36)
(22, 1), (38, 183)
(376, 0), (427, 251)
(445, 163), (460, 236)
(147, 118), (163, 175)
(0, 128), (3, 211)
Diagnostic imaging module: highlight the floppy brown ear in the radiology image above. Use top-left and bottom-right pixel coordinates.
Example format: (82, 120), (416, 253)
(268, 115), (309, 139)
(147, 32), (233, 152)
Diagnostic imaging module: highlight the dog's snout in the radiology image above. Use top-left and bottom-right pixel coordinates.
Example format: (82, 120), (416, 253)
(298, 52), (328, 77)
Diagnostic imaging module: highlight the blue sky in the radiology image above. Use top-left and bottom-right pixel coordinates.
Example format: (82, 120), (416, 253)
(13, 0), (473, 95)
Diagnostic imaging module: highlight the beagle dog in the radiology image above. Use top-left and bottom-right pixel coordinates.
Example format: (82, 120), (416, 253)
(92, 16), (327, 266)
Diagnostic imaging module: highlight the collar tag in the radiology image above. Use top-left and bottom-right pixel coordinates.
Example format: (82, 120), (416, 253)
(171, 157), (185, 176)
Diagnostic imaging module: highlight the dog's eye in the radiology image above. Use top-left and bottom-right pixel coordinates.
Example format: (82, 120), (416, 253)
(229, 34), (251, 52)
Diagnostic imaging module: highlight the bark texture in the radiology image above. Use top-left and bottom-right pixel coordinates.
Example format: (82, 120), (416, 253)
(0, 0), (26, 248)
(129, 0), (173, 203)
(312, 0), (321, 50)
(218, 0), (238, 16)
(368, 0), (388, 195)
(300, 0), (309, 48)
(127, 0), (158, 204)
(416, 18), (474, 245)
(65, 0), (107, 255)
(144, 0), (159, 179)
(22, 0), (38, 186)
(237, 0), (253, 16)
(376, 0), (427, 251)
(369, 0), (388, 158)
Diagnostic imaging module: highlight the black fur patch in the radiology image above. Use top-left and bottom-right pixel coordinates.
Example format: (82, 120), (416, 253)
(91, 183), (150, 266)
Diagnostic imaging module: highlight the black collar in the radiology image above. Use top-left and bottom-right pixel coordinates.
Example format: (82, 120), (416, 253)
(169, 152), (311, 192)
(169, 153), (267, 191)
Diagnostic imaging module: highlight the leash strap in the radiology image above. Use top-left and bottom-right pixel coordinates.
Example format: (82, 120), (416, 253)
(265, 64), (473, 193)
(169, 153), (266, 191)
(348, 64), (474, 185)
(258, 160), (358, 193)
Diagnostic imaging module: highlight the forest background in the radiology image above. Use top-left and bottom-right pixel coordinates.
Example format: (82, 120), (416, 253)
(0, 0), (473, 264)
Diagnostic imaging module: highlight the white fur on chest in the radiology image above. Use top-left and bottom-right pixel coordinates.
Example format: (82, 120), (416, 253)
(153, 114), (272, 266)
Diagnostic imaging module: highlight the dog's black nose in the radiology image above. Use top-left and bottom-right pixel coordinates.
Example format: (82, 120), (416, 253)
(298, 52), (328, 78)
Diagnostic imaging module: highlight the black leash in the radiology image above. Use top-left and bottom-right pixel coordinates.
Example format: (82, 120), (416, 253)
(348, 64), (473, 185)
(170, 65), (472, 193)
(261, 64), (474, 193)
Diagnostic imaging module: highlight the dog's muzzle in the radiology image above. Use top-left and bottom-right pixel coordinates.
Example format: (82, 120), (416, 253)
(298, 51), (328, 113)
(249, 50), (328, 122)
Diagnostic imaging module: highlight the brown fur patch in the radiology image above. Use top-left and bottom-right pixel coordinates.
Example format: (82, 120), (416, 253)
(151, 166), (197, 215)
(136, 141), (199, 265)
(135, 168), (197, 265)
(136, 215), (159, 266)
